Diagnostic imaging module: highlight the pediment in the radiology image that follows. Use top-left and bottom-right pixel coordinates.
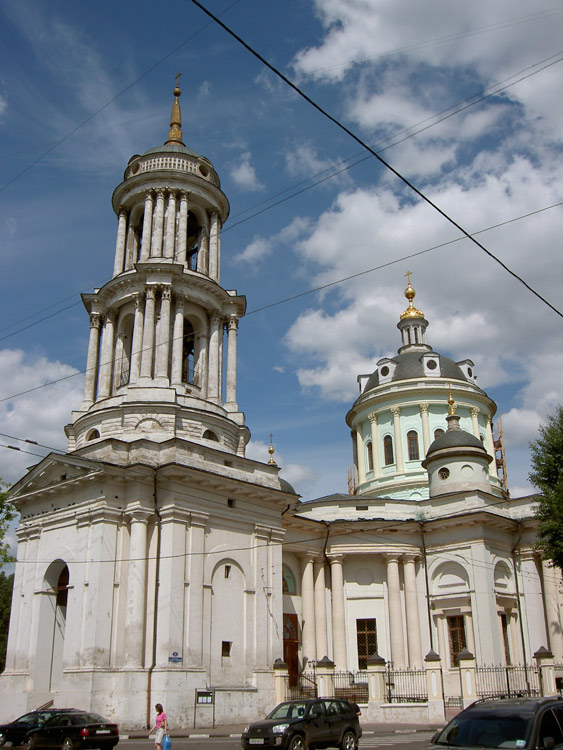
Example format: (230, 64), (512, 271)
(9, 453), (105, 503)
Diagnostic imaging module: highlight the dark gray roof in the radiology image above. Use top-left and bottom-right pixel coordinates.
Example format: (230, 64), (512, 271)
(279, 477), (297, 495)
(364, 350), (468, 392)
(142, 142), (200, 158)
(426, 428), (486, 455)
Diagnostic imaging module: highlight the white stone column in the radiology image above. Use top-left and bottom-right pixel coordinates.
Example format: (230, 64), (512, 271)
(155, 287), (171, 379)
(543, 560), (563, 659)
(391, 407), (405, 472)
(465, 612), (476, 656)
(219, 323), (224, 400)
(216, 221), (221, 284)
(386, 554), (405, 667)
(198, 226), (209, 275)
(171, 297), (185, 386)
(351, 430), (358, 491)
(436, 615), (447, 665)
(129, 293), (144, 383)
(140, 287), (156, 378)
(368, 413), (381, 478)
(330, 555), (347, 670)
(404, 555), (423, 667)
(151, 190), (165, 258)
(300, 556), (316, 665)
(198, 332), (209, 398)
(140, 191), (153, 261)
(113, 209), (127, 277)
(114, 331), (128, 389)
(470, 407), (480, 439)
(124, 512), (149, 667)
(225, 316), (238, 409)
(97, 312), (115, 399)
(186, 516), (208, 666)
(355, 429), (366, 484)
(519, 550), (546, 658)
(314, 560), (328, 660)
(207, 315), (221, 402)
(176, 192), (188, 266)
(209, 213), (219, 280)
(485, 416), (499, 478)
(82, 313), (101, 408)
(420, 403), (431, 455)
(163, 191), (176, 259)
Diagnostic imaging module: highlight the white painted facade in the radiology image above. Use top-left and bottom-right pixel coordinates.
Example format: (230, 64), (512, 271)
(1, 84), (562, 730)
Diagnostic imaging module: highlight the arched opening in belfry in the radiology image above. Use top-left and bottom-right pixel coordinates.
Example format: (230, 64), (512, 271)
(186, 211), (201, 271)
(115, 313), (134, 389)
(182, 319), (195, 383)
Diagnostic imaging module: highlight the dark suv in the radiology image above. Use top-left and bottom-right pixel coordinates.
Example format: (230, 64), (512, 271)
(427, 696), (563, 749)
(241, 698), (362, 750)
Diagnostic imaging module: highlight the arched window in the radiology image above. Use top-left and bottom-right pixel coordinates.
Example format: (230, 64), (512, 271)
(383, 435), (394, 466)
(366, 441), (373, 472)
(187, 211), (200, 271)
(86, 428), (100, 442)
(407, 430), (420, 460)
(434, 428), (445, 439)
(203, 430), (219, 441)
(282, 564), (296, 594)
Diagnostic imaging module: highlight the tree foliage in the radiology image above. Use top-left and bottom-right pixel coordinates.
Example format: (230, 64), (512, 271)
(0, 480), (15, 564)
(0, 571), (14, 672)
(530, 405), (563, 568)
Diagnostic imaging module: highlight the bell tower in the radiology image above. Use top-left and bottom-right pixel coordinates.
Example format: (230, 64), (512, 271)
(66, 79), (249, 457)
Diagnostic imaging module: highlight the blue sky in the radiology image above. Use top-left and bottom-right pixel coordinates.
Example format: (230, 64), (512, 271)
(1, 0), (563, 514)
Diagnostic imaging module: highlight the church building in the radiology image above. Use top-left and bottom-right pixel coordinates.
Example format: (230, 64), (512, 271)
(1, 83), (561, 728)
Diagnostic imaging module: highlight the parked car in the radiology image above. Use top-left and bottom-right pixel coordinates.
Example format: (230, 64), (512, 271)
(25, 711), (119, 750)
(426, 696), (563, 749)
(241, 698), (362, 750)
(0, 711), (72, 747)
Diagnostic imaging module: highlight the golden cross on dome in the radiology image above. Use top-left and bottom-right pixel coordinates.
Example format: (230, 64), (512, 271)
(405, 270), (412, 285)
(175, 72), (181, 87)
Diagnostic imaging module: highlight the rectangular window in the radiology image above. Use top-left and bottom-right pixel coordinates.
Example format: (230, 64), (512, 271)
(356, 618), (377, 670)
(224, 565), (231, 578)
(221, 641), (232, 657)
(447, 615), (467, 664)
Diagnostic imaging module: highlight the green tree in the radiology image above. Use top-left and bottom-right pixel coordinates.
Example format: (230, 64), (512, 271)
(0, 571), (14, 672)
(0, 480), (15, 563)
(530, 405), (563, 568)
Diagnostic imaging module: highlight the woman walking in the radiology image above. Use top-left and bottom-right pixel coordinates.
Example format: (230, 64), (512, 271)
(149, 704), (168, 750)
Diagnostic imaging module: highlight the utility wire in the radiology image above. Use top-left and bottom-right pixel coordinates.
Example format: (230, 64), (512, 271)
(190, 0), (563, 321)
(0, 199), (561, 405)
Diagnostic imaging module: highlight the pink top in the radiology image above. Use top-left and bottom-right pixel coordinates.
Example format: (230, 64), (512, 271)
(156, 713), (167, 729)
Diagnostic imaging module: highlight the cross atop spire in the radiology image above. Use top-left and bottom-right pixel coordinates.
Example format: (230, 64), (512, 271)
(165, 74), (185, 146)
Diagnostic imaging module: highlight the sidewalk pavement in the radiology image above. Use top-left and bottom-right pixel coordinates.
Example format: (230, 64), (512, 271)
(127, 721), (445, 739)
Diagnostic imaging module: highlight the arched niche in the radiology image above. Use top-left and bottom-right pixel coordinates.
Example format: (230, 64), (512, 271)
(431, 560), (470, 596)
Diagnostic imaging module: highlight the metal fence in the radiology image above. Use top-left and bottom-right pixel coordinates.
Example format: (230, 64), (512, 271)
(285, 671), (318, 699)
(384, 664), (428, 703)
(333, 671), (368, 703)
(475, 665), (541, 698)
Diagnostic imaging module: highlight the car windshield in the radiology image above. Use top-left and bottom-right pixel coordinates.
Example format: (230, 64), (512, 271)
(267, 703), (308, 720)
(434, 714), (533, 749)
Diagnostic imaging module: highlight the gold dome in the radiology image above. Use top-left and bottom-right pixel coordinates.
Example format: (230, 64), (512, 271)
(400, 276), (424, 320)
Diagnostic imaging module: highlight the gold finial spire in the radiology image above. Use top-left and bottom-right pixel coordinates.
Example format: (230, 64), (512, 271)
(268, 434), (277, 465)
(448, 386), (456, 415)
(165, 73), (185, 146)
(400, 271), (424, 320)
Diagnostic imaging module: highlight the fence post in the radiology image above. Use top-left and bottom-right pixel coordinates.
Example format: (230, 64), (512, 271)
(364, 652), (386, 722)
(535, 646), (557, 696)
(425, 649), (446, 721)
(457, 648), (477, 707)
(316, 656), (335, 697)
(273, 658), (289, 703)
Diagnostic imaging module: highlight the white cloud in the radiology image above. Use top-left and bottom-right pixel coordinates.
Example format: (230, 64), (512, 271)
(245, 439), (318, 497)
(235, 237), (272, 264)
(229, 152), (264, 191)
(0, 349), (83, 485)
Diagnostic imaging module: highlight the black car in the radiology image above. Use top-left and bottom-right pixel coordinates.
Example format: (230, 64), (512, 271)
(0, 711), (73, 747)
(426, 696), (563, 750)
(241, 698), (362, 750)
(25, 711), (119, 750)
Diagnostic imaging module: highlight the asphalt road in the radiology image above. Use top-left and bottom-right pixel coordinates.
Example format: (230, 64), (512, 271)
(119, 733), (434, 750)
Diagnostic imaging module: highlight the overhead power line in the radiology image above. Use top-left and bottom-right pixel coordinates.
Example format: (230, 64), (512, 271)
(0, 199), (561, 407)
(190, 0), (563, 321)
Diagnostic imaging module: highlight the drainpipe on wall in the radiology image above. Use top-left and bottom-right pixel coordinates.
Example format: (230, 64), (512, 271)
(419, 522), (434, 652)
(511, 525), (529, 666)
(147, 467), (162, 728)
